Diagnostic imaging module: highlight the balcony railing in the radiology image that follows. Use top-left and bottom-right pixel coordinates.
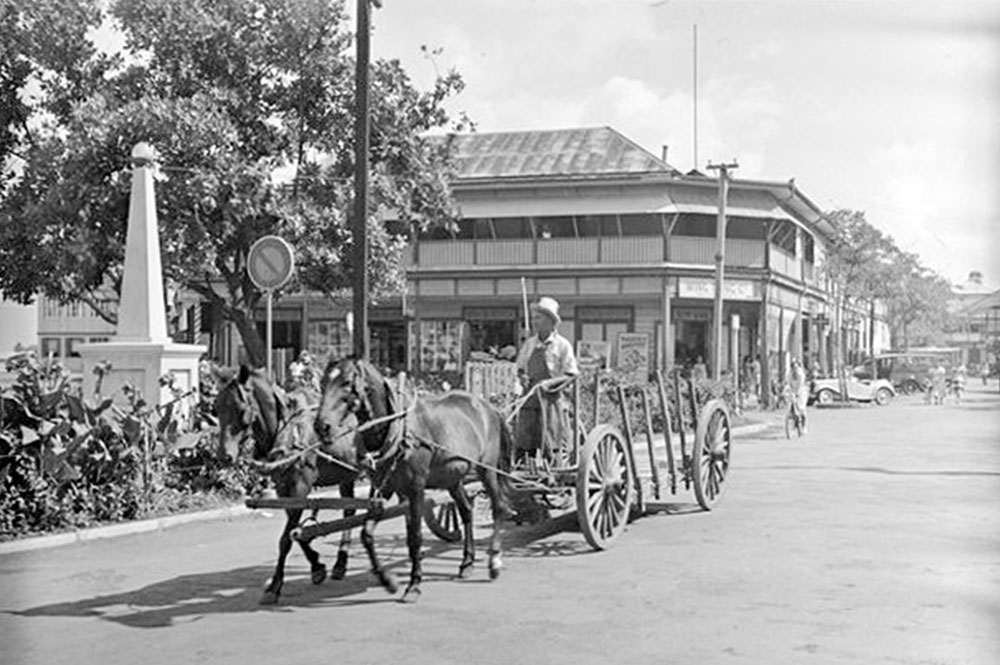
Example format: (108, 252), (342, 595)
(406, 236), (770, 270)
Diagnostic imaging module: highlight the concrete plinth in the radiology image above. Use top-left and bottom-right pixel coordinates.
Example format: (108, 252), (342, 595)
(78, 342), (204, 410)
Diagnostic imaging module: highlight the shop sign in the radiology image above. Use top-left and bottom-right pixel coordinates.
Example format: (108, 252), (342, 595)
(677, 278), (758, 301)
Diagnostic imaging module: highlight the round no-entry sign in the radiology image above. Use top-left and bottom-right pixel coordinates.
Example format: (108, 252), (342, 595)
(247, 235), (295, 291)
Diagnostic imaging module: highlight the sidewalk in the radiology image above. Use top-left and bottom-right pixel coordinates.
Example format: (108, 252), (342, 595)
(0, 418), (772, 556)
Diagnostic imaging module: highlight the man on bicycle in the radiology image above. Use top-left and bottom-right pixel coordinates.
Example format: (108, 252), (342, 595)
(788, 356), (809, 434)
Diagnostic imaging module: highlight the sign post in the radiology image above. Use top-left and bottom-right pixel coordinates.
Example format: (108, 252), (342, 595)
(247, 235), (296, 380)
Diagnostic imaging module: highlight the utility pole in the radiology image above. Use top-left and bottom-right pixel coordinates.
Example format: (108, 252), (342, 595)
(706, 160), (738, 381)
(352, 0), (373, 360)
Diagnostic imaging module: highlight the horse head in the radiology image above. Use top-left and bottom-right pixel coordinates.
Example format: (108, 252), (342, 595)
(315, 357), (398, 461)
(215, 365), (285, 463)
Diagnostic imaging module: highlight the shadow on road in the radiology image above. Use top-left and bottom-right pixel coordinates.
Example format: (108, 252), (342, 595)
(751, 463), (1000, 478)
(8, 515), (605, 628)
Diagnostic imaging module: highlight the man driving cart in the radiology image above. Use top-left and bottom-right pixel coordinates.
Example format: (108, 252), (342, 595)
(515, 297), (578, 466)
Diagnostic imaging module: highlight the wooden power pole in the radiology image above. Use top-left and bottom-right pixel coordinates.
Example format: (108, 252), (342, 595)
(706, 160), (738, 381)
(352, 0), (373, 360)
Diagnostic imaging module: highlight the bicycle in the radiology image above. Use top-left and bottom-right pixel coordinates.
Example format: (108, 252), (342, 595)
(784, 389), (805, 439)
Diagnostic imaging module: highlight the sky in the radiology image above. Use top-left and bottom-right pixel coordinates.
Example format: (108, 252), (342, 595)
(362, 0), (1000, 287)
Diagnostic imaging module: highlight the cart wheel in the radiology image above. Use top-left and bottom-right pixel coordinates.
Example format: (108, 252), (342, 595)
(692, 400), (732, 510)
(576, 424), (634, 550)
(423, 484), (489, 543)
(423, 497), (462, 542)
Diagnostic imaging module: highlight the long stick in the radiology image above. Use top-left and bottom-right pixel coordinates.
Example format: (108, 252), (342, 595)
(520, 277), (530, 341)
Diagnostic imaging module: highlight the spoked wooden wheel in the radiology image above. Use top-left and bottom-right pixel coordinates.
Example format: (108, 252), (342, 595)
(423, 497), (463, 542)
(576, 424), (634, 550)
(423, 483), (488, 542)
(692, 400), (732, 510)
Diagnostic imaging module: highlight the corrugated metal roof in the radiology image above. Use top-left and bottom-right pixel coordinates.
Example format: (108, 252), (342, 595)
(442, 127), (676, 179)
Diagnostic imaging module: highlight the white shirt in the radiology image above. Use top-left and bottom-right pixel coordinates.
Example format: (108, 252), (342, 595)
(516, 331), (578, 378)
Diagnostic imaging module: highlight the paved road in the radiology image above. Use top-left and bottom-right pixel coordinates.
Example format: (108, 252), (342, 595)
(2, 383), (998, 665)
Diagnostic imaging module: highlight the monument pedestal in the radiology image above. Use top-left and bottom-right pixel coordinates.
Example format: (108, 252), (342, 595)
(78, 341), (205, 408)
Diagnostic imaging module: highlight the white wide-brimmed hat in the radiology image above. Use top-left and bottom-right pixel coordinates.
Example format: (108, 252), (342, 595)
(531, 296), (561, 325)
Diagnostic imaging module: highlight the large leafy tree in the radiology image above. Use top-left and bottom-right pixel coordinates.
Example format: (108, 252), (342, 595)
(1, 0), (470, 365)
(822, 209), (952, 387)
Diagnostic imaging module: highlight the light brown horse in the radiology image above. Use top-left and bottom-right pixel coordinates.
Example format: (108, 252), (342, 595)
(313, 357), (515, 603)
(215, 365), (359, 604)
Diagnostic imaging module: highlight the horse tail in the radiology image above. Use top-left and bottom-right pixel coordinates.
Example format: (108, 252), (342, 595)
(493, 409), (517, 519)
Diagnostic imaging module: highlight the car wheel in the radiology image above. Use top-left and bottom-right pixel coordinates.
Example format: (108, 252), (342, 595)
(875, 387), (893, 405)
(902, 380), (920, 395)
(817, 389), (835, 405)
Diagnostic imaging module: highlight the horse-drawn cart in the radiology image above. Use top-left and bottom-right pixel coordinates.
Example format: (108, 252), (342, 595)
(233, 361), (732, 602)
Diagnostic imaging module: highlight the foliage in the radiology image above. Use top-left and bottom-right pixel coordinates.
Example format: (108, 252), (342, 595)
(1, 0), (472, 366)
(820, 209), (952, 372)
(0, 352), (254, 541)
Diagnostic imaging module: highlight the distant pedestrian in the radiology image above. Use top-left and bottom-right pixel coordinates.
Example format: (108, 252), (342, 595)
(929, 362), (947, 405)
(692, 356), (708, 382)
(787, 357), (809, 434)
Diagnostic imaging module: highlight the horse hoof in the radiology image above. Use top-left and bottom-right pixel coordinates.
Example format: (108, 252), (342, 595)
(400, 586), (421, 604)
(311, 564), (328, 585)
(259, 590), (280, 605)
(374, 570), (398, 595)
(489, 555), (503, 580)
(330, 551), (349, 580)
(458, 562), (474, 579)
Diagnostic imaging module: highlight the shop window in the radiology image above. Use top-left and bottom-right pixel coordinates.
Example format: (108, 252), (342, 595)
(577, 306), (632, 362)
(465, 307), (518, 355)
(306, 320), (350, 362)
(414, 320), (466, 372)
(619, 213), (661, 236)
(40, 337), (61, 358)
(371, 321), (407, 373)
(65, 337), (86, 358)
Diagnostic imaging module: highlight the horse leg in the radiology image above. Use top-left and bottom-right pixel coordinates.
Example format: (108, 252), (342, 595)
(451, 483), (476, 579)
(295, 509), (328, 585)
(261, 508), (301, 605)
(400, 482), (426, 603)
(360, 504), (398, 595)
(480, 470), (507, 581)
(330, 479), (355, 580)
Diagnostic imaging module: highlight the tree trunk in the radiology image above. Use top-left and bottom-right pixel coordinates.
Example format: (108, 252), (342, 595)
(869, 299), (877, 384)
(230, 308), (267, 368)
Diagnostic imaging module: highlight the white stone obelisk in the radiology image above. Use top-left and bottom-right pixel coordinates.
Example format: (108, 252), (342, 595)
(78, 144), (206, 410)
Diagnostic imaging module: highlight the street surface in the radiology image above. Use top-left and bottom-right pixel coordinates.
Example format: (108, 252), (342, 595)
(1, 383), (998, 665)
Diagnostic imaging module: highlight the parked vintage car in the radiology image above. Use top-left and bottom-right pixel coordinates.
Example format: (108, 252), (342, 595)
(810, 374), (896, 406)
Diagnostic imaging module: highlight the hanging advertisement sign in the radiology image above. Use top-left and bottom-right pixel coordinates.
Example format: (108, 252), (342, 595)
(616, 332), (650, 383)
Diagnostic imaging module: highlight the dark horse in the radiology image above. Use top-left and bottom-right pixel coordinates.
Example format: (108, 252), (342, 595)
(313, 357), (515, 603)
(215, 365), (360, 604)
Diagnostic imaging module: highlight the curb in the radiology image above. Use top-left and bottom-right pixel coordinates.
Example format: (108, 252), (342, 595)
(0, 504), (256, 556)
(1, 422), (772, 556)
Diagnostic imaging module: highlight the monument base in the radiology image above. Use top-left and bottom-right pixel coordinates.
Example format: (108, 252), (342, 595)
(78, 341), (207, 415)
